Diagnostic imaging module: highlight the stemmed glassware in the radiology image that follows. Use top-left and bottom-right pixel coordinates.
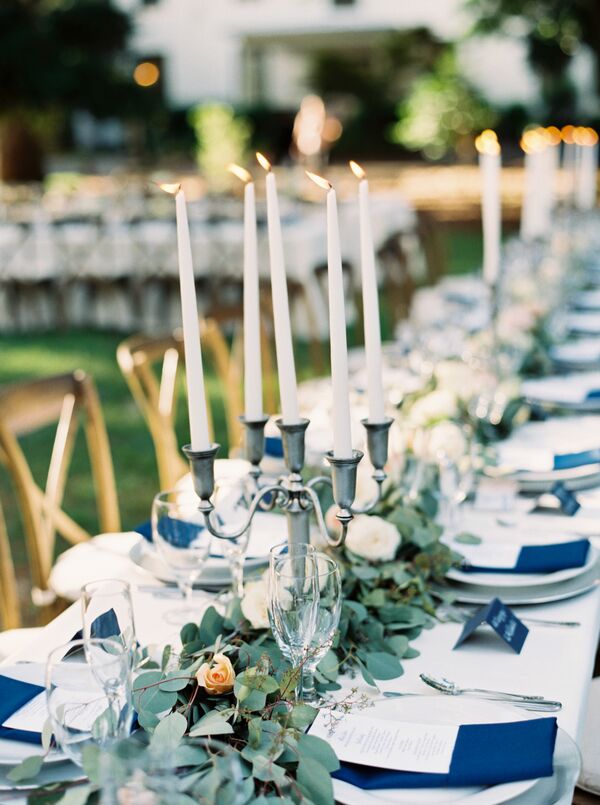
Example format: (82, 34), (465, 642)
(301, 553), (342, 703)
(268, 543), (319, 701)
(211, 476), (252, 600)
(45, 638), (133, 767)
(81, 579), (136, 652)
(152, 489), (213, 624)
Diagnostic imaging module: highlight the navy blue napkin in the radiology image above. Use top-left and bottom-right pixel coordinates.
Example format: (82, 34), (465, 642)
(135, 516), (202, 547)
(334, 717), (557, 789)
(0, 675), (44, 745)
(265, 435), (284, 458)
(463, 539), (590, 574)
(553, 448), (600, 470)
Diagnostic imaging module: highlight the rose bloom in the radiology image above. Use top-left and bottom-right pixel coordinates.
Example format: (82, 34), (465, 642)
(345, 514), (401, 562)
(409, 389), (458, 428)
(195, 652), (235, 694)
(240, 577), (270, 630)
(413, 421), (467, 463)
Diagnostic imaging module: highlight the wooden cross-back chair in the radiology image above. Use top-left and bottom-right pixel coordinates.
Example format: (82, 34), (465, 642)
(117, 319), (243, 491)
(0, 370), (120, 617)
(0, 496), (20, 631)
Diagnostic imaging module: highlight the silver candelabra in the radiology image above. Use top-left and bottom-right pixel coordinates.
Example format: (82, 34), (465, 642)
(183, 415), (393, 549)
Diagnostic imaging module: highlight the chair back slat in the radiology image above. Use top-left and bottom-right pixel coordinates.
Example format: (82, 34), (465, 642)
(117, 318), (244, 491)
(0, 371), (120, 615)
(0, 498), (20, 630)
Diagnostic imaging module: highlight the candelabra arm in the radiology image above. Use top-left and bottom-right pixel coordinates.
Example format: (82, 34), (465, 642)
(303, 485), (347, 549)
(351, 474), (385, 515)
(201, 483), (288, 541)
(306, 475), (333, 491)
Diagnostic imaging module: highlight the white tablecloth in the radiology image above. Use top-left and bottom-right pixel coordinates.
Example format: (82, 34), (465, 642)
(4, 528), (600, 803)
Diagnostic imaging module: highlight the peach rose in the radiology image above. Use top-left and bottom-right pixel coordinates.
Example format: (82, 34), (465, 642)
(195, 653), (235, 694)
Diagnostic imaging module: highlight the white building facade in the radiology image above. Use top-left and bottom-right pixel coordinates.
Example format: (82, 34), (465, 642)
(117, 0), (593, 113)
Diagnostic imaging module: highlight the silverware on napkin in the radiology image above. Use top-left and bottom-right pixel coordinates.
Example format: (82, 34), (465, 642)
(406, 673), (562, 712)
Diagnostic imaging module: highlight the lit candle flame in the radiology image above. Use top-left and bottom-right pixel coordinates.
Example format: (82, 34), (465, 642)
(561, 124), (575, 144)
(256, 152), (272, 172)
(474, 129), (500, 156)
(349, 160), (366, 180)
(574, 126), (598, 147)
(545, 126), (561, 146)
(228, 164), (252, 184)
(157, 182), (182, 195)
(305, 171), (332, 191)
(520, 128), (547, 154)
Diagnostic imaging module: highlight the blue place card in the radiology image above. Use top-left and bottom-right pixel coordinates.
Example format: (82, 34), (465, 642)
(550, 482), (581, 516)
(454, 598), (528, 654)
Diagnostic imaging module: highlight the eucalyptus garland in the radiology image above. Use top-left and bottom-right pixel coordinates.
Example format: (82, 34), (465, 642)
(14, 485), (459, 805)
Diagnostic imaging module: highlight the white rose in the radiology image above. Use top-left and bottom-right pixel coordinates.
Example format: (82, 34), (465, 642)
(423, 421), (467, 462)
(435, 360), (488, 403)
(409, 389), (458, 427)
(240, 577), (269, 630)
(345, 515), (400, 562)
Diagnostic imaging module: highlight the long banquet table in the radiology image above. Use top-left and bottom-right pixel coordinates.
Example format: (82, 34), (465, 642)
(4, 531), (600, 804)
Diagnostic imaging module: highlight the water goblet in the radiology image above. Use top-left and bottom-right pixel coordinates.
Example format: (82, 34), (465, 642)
(268, 544), (319, 702)
(45, 638), (133, 767)
(301, 553), (342, 703)
(152, 489), (213, 624)
(212, 476), (252, 601)
(81, 579), (136, 652)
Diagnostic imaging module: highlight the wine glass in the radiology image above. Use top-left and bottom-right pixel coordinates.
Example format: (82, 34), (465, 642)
(212, 476), (252, 601)
(268, 544), (319, 701)
(152, 489), (213, 624)
(301, 553), (342, 703)
(81, 579), (136, 652)
(46, 638), (133, 767)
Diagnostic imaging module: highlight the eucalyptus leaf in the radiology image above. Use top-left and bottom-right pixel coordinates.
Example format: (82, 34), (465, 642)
(365, 651), (403, 680)
(7, 754), (44, 782)
(159, 672), (194, 692)
(297, 734), (339, 772)
(454, 532), (483, 545)
(188, 709), (233, 737)
(150, 711), (187, 751)
(198, 606), (225, 646)
(297, 757), (335, 805)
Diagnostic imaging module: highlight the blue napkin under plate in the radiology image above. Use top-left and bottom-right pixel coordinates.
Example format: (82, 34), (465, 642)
(463, 539), (590, 574)
(265, 435), (284, 458)
(134, 516), (204, 547)
(0, 675), (44, 745)
(553, 447), (600, 470)
(334, 717), (557, 789)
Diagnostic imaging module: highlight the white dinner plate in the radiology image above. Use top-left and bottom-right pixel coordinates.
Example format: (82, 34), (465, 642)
(446, 545), (598, 588)
(492, 463), (600, 493)
(0, 760), (83, 790)
(331, 696), (540, 804)
(0, 664), (66, 767)
(438, 554), (600, 605)
(333, 727), (578, 805)
(128, 513), (284, 587)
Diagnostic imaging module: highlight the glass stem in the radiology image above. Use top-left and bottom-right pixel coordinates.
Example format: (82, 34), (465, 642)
(181, 581), (193, 609)
(229, 550), (245, 599)
(301, 667), (317, 703)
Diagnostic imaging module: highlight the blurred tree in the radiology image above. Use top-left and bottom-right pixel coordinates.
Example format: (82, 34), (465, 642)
(306, 28), (445, 159)
(0, 0), (143, 182)
(390, 50), (496, 160)
(466, 0), (600, 120)
(189, 104), (252, 192)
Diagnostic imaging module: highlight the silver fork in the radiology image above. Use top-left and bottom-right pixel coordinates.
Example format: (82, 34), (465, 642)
(414, 672), (562, 711)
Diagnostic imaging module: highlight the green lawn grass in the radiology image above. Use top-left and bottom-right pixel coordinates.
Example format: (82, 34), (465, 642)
(0, 228), (480, 623)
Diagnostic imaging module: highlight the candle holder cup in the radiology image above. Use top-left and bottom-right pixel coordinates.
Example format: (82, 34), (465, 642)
(184, 416), (392, 550)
